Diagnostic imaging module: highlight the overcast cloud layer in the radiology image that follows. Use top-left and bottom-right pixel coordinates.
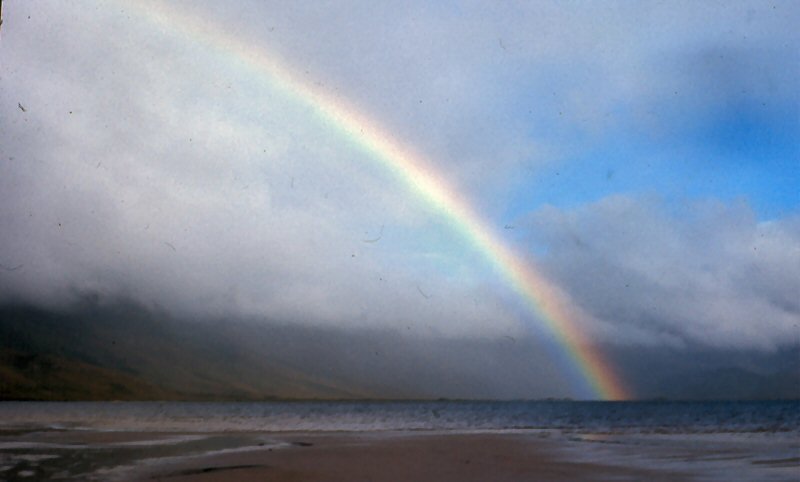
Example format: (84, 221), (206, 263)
(1, 1), (798, 354)
(527, 197), (800, 350)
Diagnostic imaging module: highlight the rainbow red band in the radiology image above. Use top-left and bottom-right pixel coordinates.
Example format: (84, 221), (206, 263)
(128, 0), (631, 400)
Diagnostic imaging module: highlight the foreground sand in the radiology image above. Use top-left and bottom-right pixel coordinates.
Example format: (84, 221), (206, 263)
(4, 429), (798, 480)
(120, 432), (683, 481)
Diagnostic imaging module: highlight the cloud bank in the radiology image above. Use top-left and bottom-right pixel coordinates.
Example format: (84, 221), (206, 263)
(0, 1), (797, 355)
(526, 196), (800, 350)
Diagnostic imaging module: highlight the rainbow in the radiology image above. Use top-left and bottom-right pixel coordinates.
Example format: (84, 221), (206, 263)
(124, 1), (630, 400)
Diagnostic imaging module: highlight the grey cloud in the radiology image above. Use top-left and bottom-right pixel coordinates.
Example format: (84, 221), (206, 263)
(525, 196), (800, 350)
(1, 1), (797, 346)
(0, 1), (524, 337)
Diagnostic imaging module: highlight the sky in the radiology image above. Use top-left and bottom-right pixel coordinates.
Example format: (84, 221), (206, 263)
(0, 1), (798, 399)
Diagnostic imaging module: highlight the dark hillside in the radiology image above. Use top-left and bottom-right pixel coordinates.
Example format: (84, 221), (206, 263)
(0, 302), (362, 400)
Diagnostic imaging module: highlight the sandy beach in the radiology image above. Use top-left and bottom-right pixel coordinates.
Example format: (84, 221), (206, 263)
(125, 432), (688, 481)
(3, 427), (800, 480)
(2, 430), (696, 481)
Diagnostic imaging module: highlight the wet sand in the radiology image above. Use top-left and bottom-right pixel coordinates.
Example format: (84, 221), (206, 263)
(3, 429), (798, 480)
(119, 432), (683, 481)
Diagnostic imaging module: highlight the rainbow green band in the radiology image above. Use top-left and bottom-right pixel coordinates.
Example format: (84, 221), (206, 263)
(128, 1), (630, 400)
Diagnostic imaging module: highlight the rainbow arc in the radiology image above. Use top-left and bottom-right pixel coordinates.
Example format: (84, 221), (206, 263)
(128, 0), (630, 400)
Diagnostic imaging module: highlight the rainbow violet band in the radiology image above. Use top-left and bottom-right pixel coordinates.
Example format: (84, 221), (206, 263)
(129, 0), (630, 400)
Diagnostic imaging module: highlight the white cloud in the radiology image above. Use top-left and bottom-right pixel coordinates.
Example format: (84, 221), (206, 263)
(0, 0), (527, 338)
(526, 196), (800, 350)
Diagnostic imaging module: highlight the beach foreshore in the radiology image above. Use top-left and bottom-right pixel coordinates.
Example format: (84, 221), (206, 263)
(3, 428), (799, 481)
(2, 429), (691, 481)
(116, 431), (686, 481)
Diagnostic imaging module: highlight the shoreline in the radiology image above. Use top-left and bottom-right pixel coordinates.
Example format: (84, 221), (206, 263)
(2, 426), (798, 480)
(111, 431), (683, 481)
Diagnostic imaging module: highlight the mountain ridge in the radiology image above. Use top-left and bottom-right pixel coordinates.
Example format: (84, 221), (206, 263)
(1, 299), (798, 401)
